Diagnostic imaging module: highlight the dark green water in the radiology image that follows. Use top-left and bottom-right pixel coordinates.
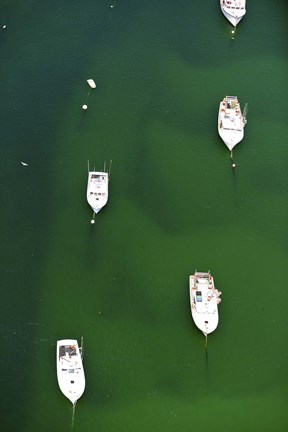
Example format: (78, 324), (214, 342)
(1, 1), (288, 431)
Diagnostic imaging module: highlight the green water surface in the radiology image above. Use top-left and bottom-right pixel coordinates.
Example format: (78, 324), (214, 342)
(1, 1), (288, 431)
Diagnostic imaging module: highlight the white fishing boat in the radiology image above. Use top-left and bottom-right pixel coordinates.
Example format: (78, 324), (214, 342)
(87, 79), (96, 89)
(189, 272), (222, 336)
(87, 161), (109, 218)
(218, 95), (247, 152)
(56, 339), (85, 406)
(220, 0), (246, 27)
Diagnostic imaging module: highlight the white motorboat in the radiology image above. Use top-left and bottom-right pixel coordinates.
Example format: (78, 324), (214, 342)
(189, 272), (222, 336)
(87, 162), (109, 216)
(56, 339), (85, 406)
(220, 0), (246, 27)
(87, 79), (96, 89)
(218, 95), (247, 152)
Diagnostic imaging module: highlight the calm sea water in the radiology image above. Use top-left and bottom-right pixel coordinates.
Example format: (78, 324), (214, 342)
(1, 1), (288, 431)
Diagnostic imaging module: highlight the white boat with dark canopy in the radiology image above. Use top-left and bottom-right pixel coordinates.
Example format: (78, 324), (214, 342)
(87, 161), (111, 222)
(220, 0), (246, 27)
(189, 272), (222, 336)
(56, 339), (85, 407)
(218, 95), (247, 153)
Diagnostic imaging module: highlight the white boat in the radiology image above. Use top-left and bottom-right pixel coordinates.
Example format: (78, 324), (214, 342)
(87, 164), (109, 215)
(189, 272), (222, 336)
(56, 339), (85, 406)
(87, 79), (96, 89)
(218, 95), (247, 152)
(220, 0), (246, 27)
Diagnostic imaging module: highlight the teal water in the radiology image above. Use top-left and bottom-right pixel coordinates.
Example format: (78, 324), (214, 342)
(1, 1), (288, 431)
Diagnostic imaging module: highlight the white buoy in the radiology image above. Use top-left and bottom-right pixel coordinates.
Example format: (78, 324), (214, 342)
(21, 161), (28, 167)
(82, 104), (88, 111)
(232, 163), (236, 168)
(91, 219), (95, 224)
(3, 25), (7, 29)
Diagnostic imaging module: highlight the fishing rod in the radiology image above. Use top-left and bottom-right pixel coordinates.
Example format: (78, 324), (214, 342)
(205, 333), (208, 368)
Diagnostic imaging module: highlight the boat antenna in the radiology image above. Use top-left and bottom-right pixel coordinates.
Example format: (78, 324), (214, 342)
(108, 160), (113, 178)
(103, 160), (106, 173)
(243, 103), (248, 124)
(91, 212), (95, 224)
(80, 337), (84, 359)
(87, 160), (90, 174)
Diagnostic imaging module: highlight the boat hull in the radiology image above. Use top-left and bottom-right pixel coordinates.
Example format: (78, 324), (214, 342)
(220, 0), (246, 27)
(87, 171), (109, 214)
(87, 79), (96, 89)
(56, 339), (85, 405)
(189, 272), (220, 335)
(218, 124), (244, 151)
(218, 96), (245, 151)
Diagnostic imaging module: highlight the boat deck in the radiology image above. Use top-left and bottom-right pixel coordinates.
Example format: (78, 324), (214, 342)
(218, 96), (245, 150)
(189, 272), (221, 334)
(222, 0), (246, 12)
(191, 275), (217, 314)
(87, 171), (108, 212)
(58, 345), (82, 372)
(57, 341), (85, 404)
